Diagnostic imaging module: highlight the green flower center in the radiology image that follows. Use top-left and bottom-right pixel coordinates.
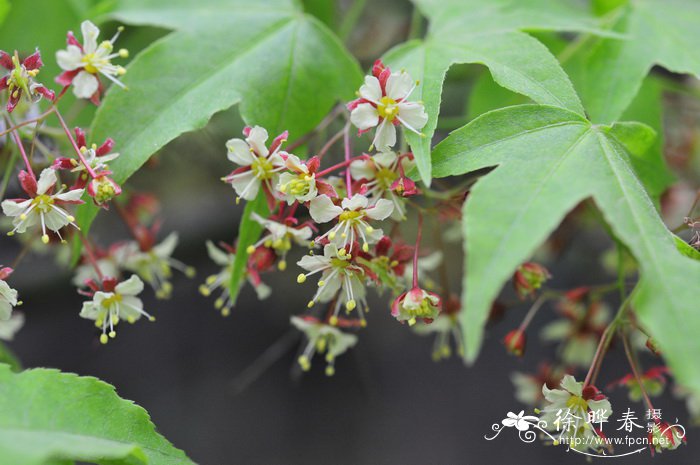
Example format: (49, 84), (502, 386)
(375, 167), (398, 189)
(377, 96), (398, 121)
(566, 395), (588, 412)
(31, 194), (54, 213)
(250, 156), (275, 180)
(339, 210), (363, 222)
(101, 294), (123, 308)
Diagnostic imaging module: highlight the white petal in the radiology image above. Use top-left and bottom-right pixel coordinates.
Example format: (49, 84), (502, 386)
(0, 312), (24, 341)
(373, 150), (398, 168)
(349, 159), (375, 181)
(398, 102), (428, 132)
(79, 301), (101, 320)
(365, 198), (393, 220)
(350, 103), (379, 131)
(153, 232), (178, 257)
(2, 199), (31, 217)
(284, 153), (307, 173)
(290, 226), (313, 244)
(43, 209), (70, 232)
(359, 75), (382, 102)
(115, 274), (144, 296)
(246, 126), (269, 157)
(309, 195), (342, 223)
(55, 188), (85, 202)
(72, 71), (99, 99)
(386, 71), (414, 100)
(81, 20), (100, 54)
(297, 254), (330, 273)
(206, 240), (232, 267)
(230, 172), (260, 200)
(56, 45), (84, 71)
(341, 194), (368, 211)
(226, 138), (254, 166)
(560, 375), (583, 397)
(372, 119), (396, 149)
(36, 168), (57, 195)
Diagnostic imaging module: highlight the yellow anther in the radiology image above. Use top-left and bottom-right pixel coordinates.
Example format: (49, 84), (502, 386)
(297, 273), (307, 284)
(41, 234), (49, 244)
(362, 243), (369, 252)
(100, 334), (108, 344)
(307, 300), (315, 308)
(329, 316), (338, 326)
(298, 355), (311, 371)
(317, 280), (325, 287)
(325, 365), (335, 376)
(365, 226), (373, 233)
(408, 317), (417, 326)
(109, 330), (116, 338)
(119, 48), (129, 58)
(345, 300), (356, 311)
(278, 260), (287, 271)
(199, 285), (211, 296)
(222, 307), (231, 317)
(67, 215), (75, 222)
(246, 245), (256, 254)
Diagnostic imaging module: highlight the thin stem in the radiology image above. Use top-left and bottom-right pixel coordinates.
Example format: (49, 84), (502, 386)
(9, 127), (34, 179)
(518, 293), (549, 332)
(0, 108), (54, 138)
(315, 155), (365, 177)
(622, 330), (655, 411)
(412, 212), (423, 288)
(10, 237), (34, 270)
(286, 104), (344, 152)
(315, 126), (346, 161)
(343, 122), (353, 197)
(78, 232), (104, 281)
(52, 107), (98, 178)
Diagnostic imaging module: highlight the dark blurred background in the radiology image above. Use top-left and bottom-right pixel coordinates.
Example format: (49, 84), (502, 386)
(1, 0), (699, 464)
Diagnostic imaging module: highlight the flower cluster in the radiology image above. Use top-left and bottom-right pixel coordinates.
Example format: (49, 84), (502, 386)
(210, 60), (440, 374)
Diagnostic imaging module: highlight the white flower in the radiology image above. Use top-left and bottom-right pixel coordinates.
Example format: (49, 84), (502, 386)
(56, 20), (128, 99)
(391, 286), (441, 326)
(350, 150), (415, 220)
(291, 315), (358, 376)
(296, 244), (368, 326)
(0, 312), (24, 341)
(72, 254), (121, 287)
(79, 275), (153, 344)
(223, 126), (287, 201)
(539, 375), (612, 451)
(120, 232), (194, 299)
(0, 279), (18, 322)
(247, 213), (313, 270)
(277, 154), (319, 204)
(309, 194), (393, 252)
(349, 66), (428, 150)
(1, 168), (83, 243)
(199, 241), (270, 316)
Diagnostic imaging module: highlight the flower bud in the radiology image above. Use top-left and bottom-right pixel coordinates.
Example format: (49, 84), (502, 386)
(390, 287), (442, 326)
(646, 338), (662, 356)
(648, 422), (686, 455)
(503, 329), (526, 357)
(87, 174), (122, 206)
(513, 262), (551, 299)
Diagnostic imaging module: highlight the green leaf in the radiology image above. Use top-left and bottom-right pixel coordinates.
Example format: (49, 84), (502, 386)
(380, 0), (617, 185)
(229, 191), (269, 303)
(0, 364), (194, 465)
(0, 341), (20, 371)
(431, 104), (700, 396)
(383, 31), (584, 185)
(73, 1), (362, 260)
(567, 0), (700, 123)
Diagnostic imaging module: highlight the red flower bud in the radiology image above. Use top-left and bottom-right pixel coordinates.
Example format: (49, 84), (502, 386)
(503, 329), (526, 357)
(513, 262), (551, 299)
